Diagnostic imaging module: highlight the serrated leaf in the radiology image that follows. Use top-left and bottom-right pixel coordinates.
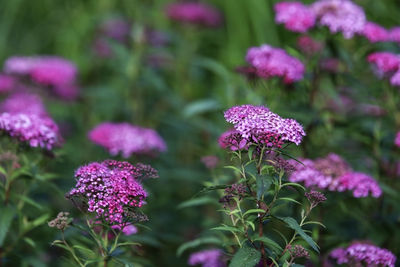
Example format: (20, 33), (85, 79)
(0, 206), (15, 245)
(178, 197), (217, 209)
(277, 217), (319, 253)
(253, 236), (283, 253)
(177, 236), (222, 257)
(229, 245), (261, 267)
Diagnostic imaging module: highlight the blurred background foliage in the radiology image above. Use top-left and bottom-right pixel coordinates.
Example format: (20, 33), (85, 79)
(1, 0), (400, 266)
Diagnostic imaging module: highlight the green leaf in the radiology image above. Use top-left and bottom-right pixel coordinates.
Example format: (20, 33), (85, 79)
(0, 166), (6, 176)
(229, 245), (261, 267)
(183, 99), (220, 118)
(73, 245), (96, 256)
(253, 236), (283, 253)
(292, 264), (305, 267)
(281, 183), (305, 191)
(243, 209), (266, 217)
(211, 225), (244, 234)
(302, 221), (326, 228)
(197, 185), (229, 195)
(23, 237), (36, 248)
(177, 236), (222, 257)
(277, 197), (301, 205)
(277, 217), (319, 253)
(0, 206), (15, 246)
(116, 242), (141, 248)
(178, 197), (217, 209)
(256, 174), (272, 200)
(13, 194), (43, 210)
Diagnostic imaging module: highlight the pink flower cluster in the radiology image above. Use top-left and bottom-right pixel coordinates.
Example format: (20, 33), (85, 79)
(311, 0), (366, 39)
(395, 132), (400, 148)
(224, 105), (306, 146)
(188, 249), (226, 267)
(67, 160), (156, 224)
(3, 56), (78, 99)
(88, 122), (167, 158)
(274, 2), (316, 33)
(0, 113), (60, 150)
(0, 74), (15, 93)
(166, 2), (222, 27)
(367, 52), (400, 87)
(245, 44), (305, 83)
(362, 22), (389, 43)
(297, 36), (323, 56)
(289, 153), (382, 198)
(330, 242), (396, 267)
(0, 92), (48, 117)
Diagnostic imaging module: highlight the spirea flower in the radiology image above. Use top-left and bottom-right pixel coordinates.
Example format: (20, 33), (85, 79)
(245, 44), (305, 83)
(389, 27), (400, 44)
(361, 22), (389, 43)
(274, 2), (316, 33)
(1, 93), (48, 117)
(0, 74), (15, 93)
(3, 56), (78, 99)
(297, 36), (323, 55)
(305, 190), (327, 207)
(224, 105), (306, 146)
(88, 122), (167, 158)
(289, 154), (382, 198)
(311, 0), (366, 39)
(188, 249), (226, 267)
(288, 245), (310, 259)
(48, 212), (71, 231)
(166, 2), (222, 27)
(395, 132), (400, 148)
(367, 52), (400, 86)
(329, 172), (382, 198)
(67, 160), (155, 224)
(330, 242), (396, 267)
(111, 223), (138, 236)
(201, 155), (219, 169)
(0, 113), (61, 150)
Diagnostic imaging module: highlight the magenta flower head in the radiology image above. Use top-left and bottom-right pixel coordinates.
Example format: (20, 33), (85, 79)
(395, 132), (400, 147)
(311, 0), (366, 39)
(0, 113), (61, 150)
(329, 172), (382, 198)
(389, 27), (400, 45)
(201, 155), (219, 169)
(289, 153), (382, 198)
(67, 160), (156, 224)
(88, 122), (167, 158)
(0, 74), (16, 93)
(296, 36), (323, 56)
(224, 104), (306, 146)
(367, 52), (400, 86)
(188, 249), (226, 267)
(1, 93), (48, 117)
(166, 2), (222, 27)
(330, 242), (396, 267)
(274, 1), (316, 33)
(4, 56), (78, 100)
(245, 44), (305, 83)
(361, 22), (389, 43)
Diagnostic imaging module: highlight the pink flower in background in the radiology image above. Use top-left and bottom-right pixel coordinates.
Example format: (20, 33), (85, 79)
(88, 122), (167, 158)
(289, 154), (382, 198)
(0, 93), (48, 117)
(99, 18), (132, 42)
(0, 113), (61, 150)
(274, 2), (316, 33)
(224, 105), (306, 145)
(329, 172), (382, 198)
(297, 36), (323, 55)
(368, 52), (400, 86)
(330, 242), (396, 267)
(188, 249), (226, 267)
(201, 155), (219, 169)
(3, 56), (78, 99)
(111, 223), (138, 236)
(320, 58), (342, 72)
(361, 22), (389, 43)
(245, 44), (305, 83)
(166, 2), (222, 27)
(67, 160), (151, 224)
(389, 27), (400, 44)
(311, 0), (366, 39)
(0, 74), (16, 93)
(395, 132), (400, 147)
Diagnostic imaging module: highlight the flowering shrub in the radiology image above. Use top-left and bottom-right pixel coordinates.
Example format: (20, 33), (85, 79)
(1, 0), (400, 266)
